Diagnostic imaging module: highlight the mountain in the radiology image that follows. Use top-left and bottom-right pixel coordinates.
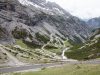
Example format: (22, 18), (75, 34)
(0, 0), (91, 45)
(87, 17), (100, 29)
(0, 0), (92, 64)
(66, 28), (100, 60)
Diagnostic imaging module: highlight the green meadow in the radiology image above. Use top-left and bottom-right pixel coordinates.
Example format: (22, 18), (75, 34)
(11, 64), (100, 75)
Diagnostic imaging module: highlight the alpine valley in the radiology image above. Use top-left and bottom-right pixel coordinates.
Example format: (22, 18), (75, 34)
(0, 0), (100, 68)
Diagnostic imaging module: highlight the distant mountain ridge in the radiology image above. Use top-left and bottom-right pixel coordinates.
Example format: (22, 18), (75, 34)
(87, 17), (100, 29)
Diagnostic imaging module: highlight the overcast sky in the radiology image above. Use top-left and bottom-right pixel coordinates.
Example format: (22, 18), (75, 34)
(47, 0), (100, 19)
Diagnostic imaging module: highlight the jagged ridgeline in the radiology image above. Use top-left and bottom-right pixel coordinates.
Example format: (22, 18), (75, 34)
(0, 0), (92, 63)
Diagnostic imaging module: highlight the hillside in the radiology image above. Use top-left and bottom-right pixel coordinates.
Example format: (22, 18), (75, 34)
(65, 28), (100, 60)
(0, 0), (91, 45)
(0, 0), (92, 65)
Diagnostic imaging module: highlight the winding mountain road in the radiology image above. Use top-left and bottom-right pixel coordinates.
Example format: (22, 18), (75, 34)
(0, 45), (100, 73)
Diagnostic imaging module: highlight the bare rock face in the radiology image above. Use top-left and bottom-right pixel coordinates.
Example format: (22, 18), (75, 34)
(0, 0), (91, 45)
(0, 25), (15, 45)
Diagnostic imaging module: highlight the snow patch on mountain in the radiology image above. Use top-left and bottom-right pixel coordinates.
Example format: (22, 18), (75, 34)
(18, 0), (64, 15)
(18, 0), (41, 8)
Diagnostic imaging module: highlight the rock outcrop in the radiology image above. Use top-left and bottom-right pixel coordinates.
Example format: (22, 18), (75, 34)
(0, 0), (91, 45)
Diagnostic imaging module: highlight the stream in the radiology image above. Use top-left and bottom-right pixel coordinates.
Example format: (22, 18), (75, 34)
(61, 48), (70, 60)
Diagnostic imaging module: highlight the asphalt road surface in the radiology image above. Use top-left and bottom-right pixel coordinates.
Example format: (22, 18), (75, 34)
(0, 60), (100, 73)
(0, 63), (64, 73)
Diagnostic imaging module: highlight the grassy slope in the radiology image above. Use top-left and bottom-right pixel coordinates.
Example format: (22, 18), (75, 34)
(65, 38), (100, 60)
(45, 40), (72, 55)
(16, 39), (28, 49)
(12, 64), (100, 75)
(65, 29), (100, 60)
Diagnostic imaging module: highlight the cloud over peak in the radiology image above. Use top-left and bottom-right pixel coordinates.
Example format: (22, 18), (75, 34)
(47, 0), (100, 19)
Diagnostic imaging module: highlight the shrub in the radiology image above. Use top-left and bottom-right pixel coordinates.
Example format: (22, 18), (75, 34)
(12, 27), (28, 39)
(41, 67), (46, 70)
(35, 32), (50, 43)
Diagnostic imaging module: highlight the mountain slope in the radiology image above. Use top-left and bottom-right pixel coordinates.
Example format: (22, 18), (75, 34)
(0, 0), (92, 64)
(0, 0), (91, 45)
(66, 28), (100, 60)
(87, 17), (100, 29)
